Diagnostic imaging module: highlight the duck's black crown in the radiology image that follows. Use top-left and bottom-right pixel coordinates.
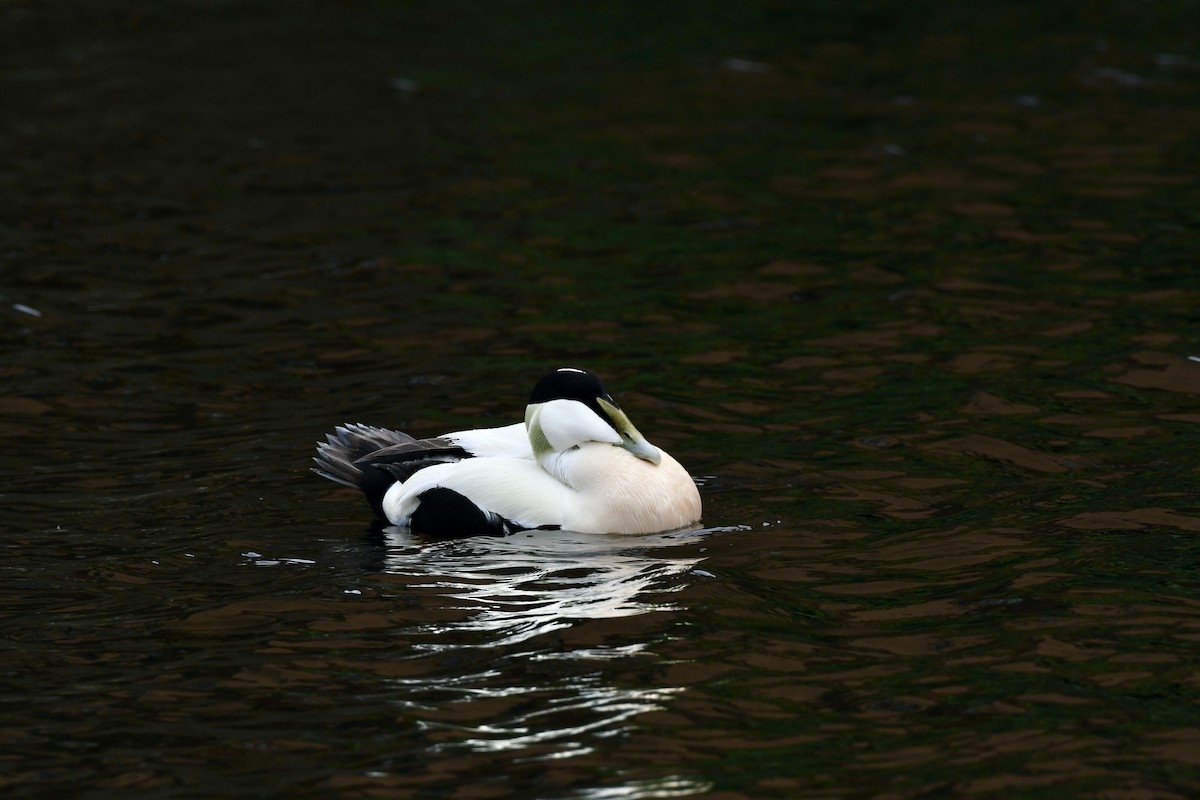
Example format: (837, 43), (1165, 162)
(528, 368), (619, 423)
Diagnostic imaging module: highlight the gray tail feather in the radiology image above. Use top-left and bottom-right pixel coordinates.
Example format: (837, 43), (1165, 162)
(313, 423), (416, 519)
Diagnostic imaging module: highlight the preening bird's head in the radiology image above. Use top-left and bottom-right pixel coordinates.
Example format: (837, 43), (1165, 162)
(524, 367), (661, 464)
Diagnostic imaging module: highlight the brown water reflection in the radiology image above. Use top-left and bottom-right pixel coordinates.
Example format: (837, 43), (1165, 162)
(143, 527), (728, 797)
(605, 504), (1200, 798)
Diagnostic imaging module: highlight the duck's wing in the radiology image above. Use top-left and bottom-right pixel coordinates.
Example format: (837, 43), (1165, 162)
(355, 436), (470, 482)
(444, 422), (533, 460)
(314, 424), (470, 521)
(313, 424), (420, 490)
(314, 422), (536, 527)
(383, 457), (570, 537)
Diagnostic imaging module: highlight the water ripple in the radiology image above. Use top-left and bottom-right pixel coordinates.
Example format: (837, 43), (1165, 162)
(378, 527), (710, 648)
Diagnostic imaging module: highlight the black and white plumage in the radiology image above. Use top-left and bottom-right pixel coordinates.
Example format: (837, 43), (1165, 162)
(313, 367), (702, 537)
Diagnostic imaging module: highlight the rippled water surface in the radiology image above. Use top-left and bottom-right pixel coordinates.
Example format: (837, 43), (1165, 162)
(4, 1), (1200, 797)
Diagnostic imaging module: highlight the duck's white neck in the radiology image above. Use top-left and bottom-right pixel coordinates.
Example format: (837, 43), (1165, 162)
(525, 400), (621, 461)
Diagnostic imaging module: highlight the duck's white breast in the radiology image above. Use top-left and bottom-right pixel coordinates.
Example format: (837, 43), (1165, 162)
(550, 445), (702, 534)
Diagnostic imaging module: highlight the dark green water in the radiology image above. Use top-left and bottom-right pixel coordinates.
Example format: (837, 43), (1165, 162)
(4, 1), (1200, 797)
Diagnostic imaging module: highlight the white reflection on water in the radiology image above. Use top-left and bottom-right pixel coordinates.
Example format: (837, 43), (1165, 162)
(379, 526), (714, 648)
(448, 682), (684, 754)
(371, 526), (726, 772)
(573, 776), (715, 800)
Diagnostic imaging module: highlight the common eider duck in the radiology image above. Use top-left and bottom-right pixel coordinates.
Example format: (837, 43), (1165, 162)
(313, 367), (702, 537)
